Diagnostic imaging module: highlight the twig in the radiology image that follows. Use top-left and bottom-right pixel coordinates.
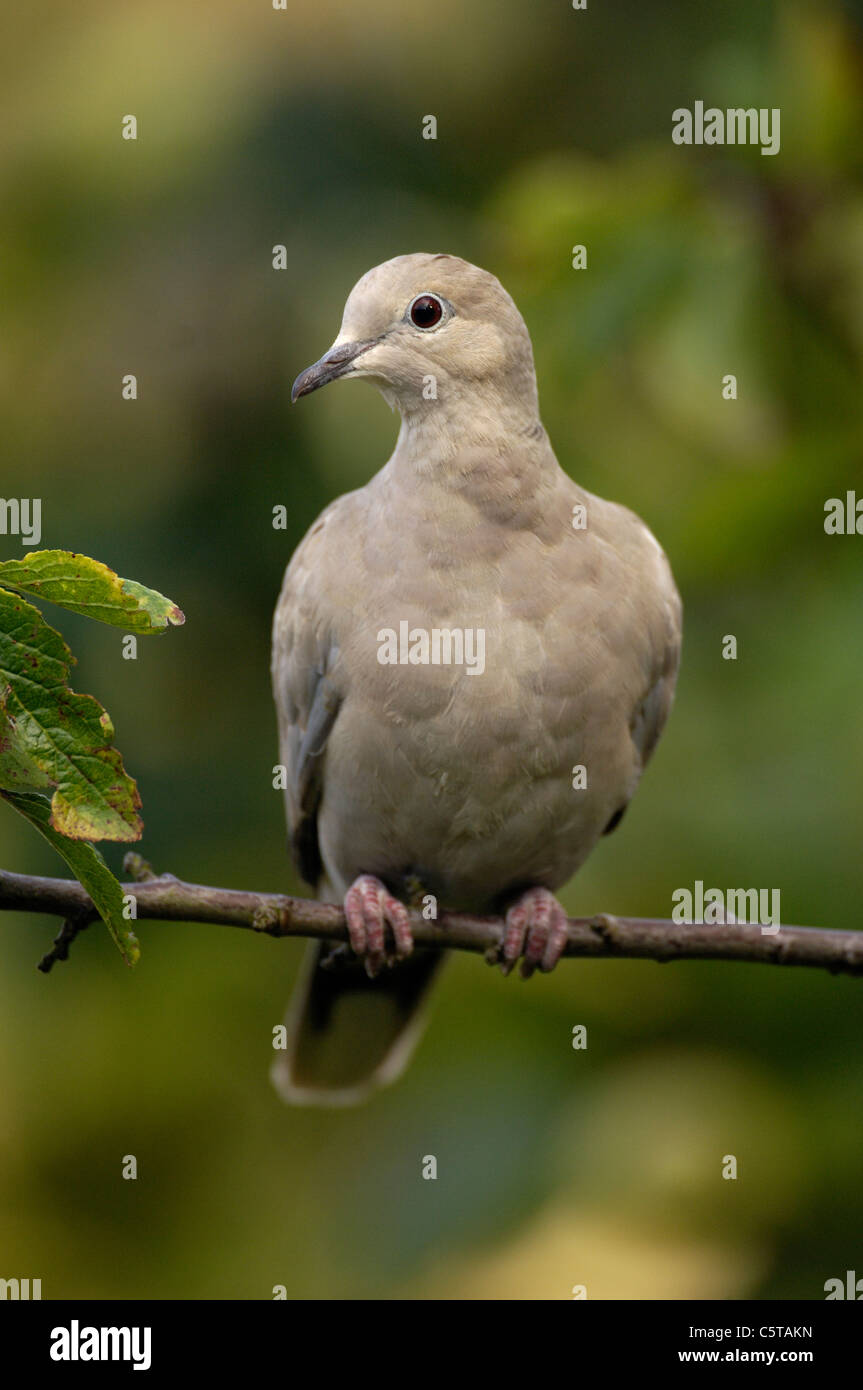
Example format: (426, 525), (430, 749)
(36, 908), (96, 973)
(0, 865), (862, 977)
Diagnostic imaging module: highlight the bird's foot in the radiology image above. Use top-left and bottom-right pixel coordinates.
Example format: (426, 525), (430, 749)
(344, 874), (413, 978)
(495, 886), (569, 979)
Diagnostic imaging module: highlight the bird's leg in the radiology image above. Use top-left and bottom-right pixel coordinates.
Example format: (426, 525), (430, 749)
(497, 886), (569, 980)
(343, 874), (414, 978)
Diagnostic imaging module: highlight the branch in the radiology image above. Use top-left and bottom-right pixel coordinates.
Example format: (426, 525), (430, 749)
(1, 862), (862, 977)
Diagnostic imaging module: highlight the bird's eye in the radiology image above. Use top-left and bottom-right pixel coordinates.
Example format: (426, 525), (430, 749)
(408, 294), (444, 329)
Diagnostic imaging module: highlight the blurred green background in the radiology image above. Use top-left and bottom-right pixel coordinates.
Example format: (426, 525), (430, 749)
(1, 0), (862, 1300)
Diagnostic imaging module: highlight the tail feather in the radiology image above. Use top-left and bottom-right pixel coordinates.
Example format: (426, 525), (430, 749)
(271, 942), (445, 1106)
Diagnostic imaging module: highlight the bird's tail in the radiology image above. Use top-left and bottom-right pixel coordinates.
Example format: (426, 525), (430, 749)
(271, 940), (445, 1106)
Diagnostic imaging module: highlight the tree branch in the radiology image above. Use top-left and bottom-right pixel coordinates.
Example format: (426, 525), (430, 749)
(1, 863), (862, 977)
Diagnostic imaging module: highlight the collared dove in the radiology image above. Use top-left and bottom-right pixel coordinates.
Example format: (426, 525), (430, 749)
(271, 253), (681, 1105)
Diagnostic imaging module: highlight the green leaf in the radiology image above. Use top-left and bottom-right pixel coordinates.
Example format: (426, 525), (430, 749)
(0, 586), (142, 840)
(0, 551), (185, 633)
(0, 705), (53, 791)
(1, 790), (140, 965)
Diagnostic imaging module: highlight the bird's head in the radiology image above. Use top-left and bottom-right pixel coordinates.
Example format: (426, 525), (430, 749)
(291, 253), (539, 422)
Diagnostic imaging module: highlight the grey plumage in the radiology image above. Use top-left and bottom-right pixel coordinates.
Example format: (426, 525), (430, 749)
(271, 253), (682, 1104)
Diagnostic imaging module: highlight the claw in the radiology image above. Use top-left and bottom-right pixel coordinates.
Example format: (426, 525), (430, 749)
(494, 887), (569, 979)
(344, 874), (414, 977)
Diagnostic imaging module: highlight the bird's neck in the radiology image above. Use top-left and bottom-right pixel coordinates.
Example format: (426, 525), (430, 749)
(389, 384), (546, 476)
(378, 392), (562, 537)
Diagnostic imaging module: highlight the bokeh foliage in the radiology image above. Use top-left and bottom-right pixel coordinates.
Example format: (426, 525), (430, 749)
(0, 0), (861, 1299)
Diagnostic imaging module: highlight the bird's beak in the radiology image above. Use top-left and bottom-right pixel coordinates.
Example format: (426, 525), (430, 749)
(291, 340), (376, 402)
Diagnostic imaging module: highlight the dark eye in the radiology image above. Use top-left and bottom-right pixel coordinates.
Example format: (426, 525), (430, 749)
(409, 294), (444, 329)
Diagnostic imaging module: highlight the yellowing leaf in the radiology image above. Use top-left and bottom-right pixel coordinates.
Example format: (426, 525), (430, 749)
(2, 790), (140, 965)
(0, 551), (185, 632)
(0, 587), (142, 840)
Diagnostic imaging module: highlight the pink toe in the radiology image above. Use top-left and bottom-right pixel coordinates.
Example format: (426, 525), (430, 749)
(385, 897), (414, 958)
(343, 875), (413, 972)
(540, 911), (569, 972)
(501, 906), (527, 975)
(344, 885), (367, 954)
(501, 889), (569, 978)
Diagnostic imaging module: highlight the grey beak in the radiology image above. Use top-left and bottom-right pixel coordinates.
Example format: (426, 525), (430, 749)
(291, 340), (375, 402)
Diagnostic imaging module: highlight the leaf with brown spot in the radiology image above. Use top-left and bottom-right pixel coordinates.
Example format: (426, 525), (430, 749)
(0, 586), (142, 840)
(0, 551), (185, 632)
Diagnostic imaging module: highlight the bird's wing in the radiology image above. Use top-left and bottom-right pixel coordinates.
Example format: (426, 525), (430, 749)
(271, 497), (349, 886)
(598, 502), (682, 833)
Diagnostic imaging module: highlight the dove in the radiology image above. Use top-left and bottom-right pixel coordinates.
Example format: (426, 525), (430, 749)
(271, 253), (681, 1105)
